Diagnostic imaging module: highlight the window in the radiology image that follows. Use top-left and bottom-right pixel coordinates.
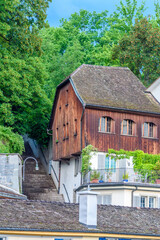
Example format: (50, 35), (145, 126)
(140, 196), (156, 208)
(142, 122), (157, 138)
(140, 196), (146, 208)
(121, 119), (135, 136)
(99, 117), (114, 133)
(149, 197), (156, 208)
(105, 156), (116, 173)
(97, 194), (112, 205)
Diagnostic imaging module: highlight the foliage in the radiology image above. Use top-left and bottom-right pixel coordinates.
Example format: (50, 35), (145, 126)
(112, 18), (160, 86)
(0, 0), (52, 145)
(0, 125), (24, 154)
(81, 145), (97, 175)
(107, 149), (160, 182)
(91, 170), (100, 180)
(123, 172), (129, 180)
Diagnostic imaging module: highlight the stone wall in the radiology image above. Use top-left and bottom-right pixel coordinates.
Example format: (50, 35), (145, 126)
(0, 154), (22, 193)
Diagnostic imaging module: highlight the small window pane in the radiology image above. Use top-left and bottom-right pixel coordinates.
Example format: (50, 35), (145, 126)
(149, 197), (155, 208)
(107, 117), (111, 132)
(143, 123), (148, 137)
(141, 196), (146, 208)
(101, 117), (105, 132)
(128, 120), (133, 135)
(111, 158), (116, 173)
(149, 123), (153, 138)
(105, 156), (109, 169)
(123, 120), (127, 135)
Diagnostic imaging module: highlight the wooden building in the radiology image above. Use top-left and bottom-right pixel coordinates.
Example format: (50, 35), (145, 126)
(49, 64), (160, 160)
(48, 64), (160, 202)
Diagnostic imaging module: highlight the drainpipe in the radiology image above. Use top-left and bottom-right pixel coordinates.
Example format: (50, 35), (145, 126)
(131, 186), (138, 207)
(80, 105), (85, 185)
(58, 161), (61, 194)
(80, 104), (85, 151)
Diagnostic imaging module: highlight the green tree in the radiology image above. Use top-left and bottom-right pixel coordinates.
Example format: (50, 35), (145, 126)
(112, 18), (160, 86)
(0, 0), (52, 145)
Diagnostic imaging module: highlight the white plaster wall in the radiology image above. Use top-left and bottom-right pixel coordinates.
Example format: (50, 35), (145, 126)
(123, 189), (132, 206)
(60, 158), (81, 203)
(51, 160), (60, 190)
(150, 84), (160, 103)
(0, 154), (22, 193)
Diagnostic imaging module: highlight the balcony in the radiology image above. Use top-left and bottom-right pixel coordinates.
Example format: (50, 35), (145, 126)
(82, 168), (160, 185)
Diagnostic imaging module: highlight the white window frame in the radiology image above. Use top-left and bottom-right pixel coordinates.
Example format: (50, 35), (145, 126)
(140, 195), (156, 208)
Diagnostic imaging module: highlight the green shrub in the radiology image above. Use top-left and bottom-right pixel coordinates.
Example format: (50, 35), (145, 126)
(0, 125), (24, 154)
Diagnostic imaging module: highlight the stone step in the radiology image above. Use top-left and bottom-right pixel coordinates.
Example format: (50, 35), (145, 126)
(27, 192), (64, 202)
(22, 149), (63, 202)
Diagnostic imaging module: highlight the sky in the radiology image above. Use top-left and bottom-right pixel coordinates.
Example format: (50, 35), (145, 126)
(47, 0), (157, 27)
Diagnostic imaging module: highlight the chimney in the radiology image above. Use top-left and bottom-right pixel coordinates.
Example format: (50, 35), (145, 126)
(79, 191), (99, 228)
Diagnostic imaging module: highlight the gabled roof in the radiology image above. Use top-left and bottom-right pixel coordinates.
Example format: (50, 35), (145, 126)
(49, 64), (160, 128)
(1, 199), (160, 237)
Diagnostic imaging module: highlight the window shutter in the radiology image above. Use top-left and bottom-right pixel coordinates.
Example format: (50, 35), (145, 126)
(133, 196), (140, 207)
(103, 195), (112, 205)
(98, 154), (105, 170)
(97, 195), (102, 204)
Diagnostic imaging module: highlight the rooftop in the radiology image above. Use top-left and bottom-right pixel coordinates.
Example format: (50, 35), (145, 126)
(70, 64), (160, 114)
(1, 199), (160, 236)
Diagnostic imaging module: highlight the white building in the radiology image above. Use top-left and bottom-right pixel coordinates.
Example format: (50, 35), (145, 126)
(146, 77), (160, 103)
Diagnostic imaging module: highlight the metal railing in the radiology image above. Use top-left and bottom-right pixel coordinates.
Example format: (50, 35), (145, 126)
(82, 168), (160, 185)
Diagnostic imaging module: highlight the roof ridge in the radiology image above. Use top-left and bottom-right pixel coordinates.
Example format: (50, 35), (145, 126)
(81, 64), (129, 70)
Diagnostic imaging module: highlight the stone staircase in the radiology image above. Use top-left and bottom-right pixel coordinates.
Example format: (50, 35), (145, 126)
(22, 142), (64, 202)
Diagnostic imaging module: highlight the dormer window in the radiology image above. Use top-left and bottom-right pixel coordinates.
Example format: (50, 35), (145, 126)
(121, 119), (136, 136)
(142, 122), (157, 138)
(99, 117), (114, 133)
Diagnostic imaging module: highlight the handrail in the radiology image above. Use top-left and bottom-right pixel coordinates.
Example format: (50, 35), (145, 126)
(63, 183), (70, 203)
(51, 164), (59, 183)
(40, 146), (48, 165)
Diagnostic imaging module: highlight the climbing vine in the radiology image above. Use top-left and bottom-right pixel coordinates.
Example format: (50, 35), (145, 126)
(107, 149), (160, 182)
(81, 145), (97, 175)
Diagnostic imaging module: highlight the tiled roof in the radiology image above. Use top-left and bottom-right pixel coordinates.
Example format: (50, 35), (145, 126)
(70, 64), (160, 114)
(1, 199), (160, 236)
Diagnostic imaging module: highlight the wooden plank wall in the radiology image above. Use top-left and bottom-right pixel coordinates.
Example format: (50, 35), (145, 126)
(85, 108), (160, 154)
(52, 82), (83, 160)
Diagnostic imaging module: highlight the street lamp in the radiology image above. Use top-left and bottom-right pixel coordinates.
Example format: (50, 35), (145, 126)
(23, 157), (39, 181)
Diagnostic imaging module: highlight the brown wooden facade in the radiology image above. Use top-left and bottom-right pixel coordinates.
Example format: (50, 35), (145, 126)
(52, 82), (160, 161)
(52, 82), (83, 161)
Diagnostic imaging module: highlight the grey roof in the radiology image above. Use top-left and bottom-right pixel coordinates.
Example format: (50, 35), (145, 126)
(70, 64), (160, 114)
(1, 199), (160, 236)
(76, 182), (160, 192)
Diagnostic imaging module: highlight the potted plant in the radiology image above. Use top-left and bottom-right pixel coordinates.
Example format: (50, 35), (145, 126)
(106, 169), (113, 182)
(90, 170), (100, 183)
(99, 175), (104, 183)
(123, 172), (129, 182)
